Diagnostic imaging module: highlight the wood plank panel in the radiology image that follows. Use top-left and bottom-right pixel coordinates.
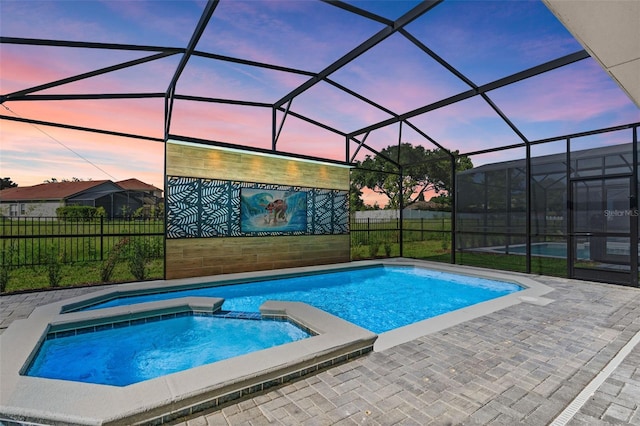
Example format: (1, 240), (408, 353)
(167, 142), (350, 189)
(166, 235), (349, 280)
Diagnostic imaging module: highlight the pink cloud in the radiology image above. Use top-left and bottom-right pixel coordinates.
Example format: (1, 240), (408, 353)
(329, 34), (470, 116)
(1, 45), (171, 98)
(1, 119), (164, 188)
(0, 47), (71, 94)
(168, 99), (351, 162)
(199, 0), (379, 73)
(404, 97), (524, 153)
(275, 116), (346, 161)
(360, 187), (389, 207)
(489, 59), (639, 123)
(3, 97), (164, 139)
(170, 100), (272, 149)
(348, 124), (401, 162)
(176, 58), (307, 103)
(291, 82), (394, 134)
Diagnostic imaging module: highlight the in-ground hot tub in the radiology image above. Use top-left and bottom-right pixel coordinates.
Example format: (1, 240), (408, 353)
(26, 300), (312, 387)
(1, 297), (376, 425)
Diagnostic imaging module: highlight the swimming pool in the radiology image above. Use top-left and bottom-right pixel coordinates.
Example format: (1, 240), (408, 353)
(1, 260), (553, 425)
(76, 266), (522, 334)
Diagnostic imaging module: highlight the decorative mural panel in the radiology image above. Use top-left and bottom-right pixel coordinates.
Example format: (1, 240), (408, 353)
(333, 191), (349, 234)
(166, 177), (200, 238)
(201, 179), (231, 237)
(229, 185), (242, 236)
(241, 187), (307, 234)
(313, 190), (333, 235)
(167, 176), (348, 238)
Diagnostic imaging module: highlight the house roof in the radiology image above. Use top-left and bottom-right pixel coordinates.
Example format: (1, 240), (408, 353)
(458, 142), (633, 175)
(0, 180), (112, 201)
(116, 178), (161, 192)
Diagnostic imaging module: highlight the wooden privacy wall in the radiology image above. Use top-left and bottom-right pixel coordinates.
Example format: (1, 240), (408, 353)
(165, 141), (351, 279)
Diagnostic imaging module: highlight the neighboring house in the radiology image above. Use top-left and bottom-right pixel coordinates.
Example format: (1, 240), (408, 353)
(117, 178), (163, 198)
(0, 179), (163, 218)
(116, 178), (163, 216)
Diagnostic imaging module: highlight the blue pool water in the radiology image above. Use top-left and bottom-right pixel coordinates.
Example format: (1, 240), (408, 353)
(83, 266), (522, 334)
(27, 314), (309, 386)
(504, 243), (589, 259)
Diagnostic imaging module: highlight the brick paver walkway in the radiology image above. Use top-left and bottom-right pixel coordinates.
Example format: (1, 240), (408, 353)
(1, 272), (639, 425)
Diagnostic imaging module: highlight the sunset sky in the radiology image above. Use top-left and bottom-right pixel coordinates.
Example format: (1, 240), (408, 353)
(1, 0), (638, 205)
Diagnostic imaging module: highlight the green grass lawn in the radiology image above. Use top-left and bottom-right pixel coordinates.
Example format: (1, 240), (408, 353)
(1, 218), (164, 293)
(2, 260), (164, 293)
(3, 242), (570, 294)
(2, 215), (570, 294)
(0, 218), (163, 268)
(351, 239), (569, 278)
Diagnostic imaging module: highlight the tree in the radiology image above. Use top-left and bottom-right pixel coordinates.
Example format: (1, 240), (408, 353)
(44, 177), (85, 183)
(0, 178), (18, 190)
(429, 193), (452, 210)
(352, 143), (472, 209)
(349, 180), (365, 212)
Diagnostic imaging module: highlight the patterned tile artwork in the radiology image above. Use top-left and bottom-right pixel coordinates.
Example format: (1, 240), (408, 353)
(167, 177), (349, 239)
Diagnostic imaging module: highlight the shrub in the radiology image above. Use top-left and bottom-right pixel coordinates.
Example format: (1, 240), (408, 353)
(150, 203), (164, 220)
(100, 237), (129, 282)
(133, 207), (145, 219)
(56, 205), (97, 221)
(45, 246), (63, 287)
(441, 233), (450, 251)
(368, 237), (381, 258)
(120, 205), (131, 218)
(128, 238), (150, 280)
(0, 266), (8, 293)
(351, 242), (364, 260)
(383, 240), (393, 257)
(0, 246), (15, 293)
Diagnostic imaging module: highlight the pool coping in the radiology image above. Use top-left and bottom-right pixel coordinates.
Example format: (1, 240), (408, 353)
(0, 298), (377, 425)
(375, 259), (554, 351)
(0, 259), (553, 425)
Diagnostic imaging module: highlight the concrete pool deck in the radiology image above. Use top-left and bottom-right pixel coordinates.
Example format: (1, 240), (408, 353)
(1, 259), (639, 425)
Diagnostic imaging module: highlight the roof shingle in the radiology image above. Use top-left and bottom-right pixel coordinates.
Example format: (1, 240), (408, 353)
(0, 180), (111, 201)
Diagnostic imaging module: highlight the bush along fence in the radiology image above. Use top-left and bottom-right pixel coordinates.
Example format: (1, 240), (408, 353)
(0, 216), (164, 269)
(350, 217), (451, 258)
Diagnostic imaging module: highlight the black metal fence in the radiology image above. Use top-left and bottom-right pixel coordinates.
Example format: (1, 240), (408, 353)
(350, 217), (451, 246)
(1, 216), (451, 268)
(0, 217), (164, 268)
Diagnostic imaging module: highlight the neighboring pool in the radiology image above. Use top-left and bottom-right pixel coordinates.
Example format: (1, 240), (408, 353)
(504, 242), (588, 259)
(27, 313), (311, 386)
(78, 266), (522, 334)
(474, 242), (590, 259)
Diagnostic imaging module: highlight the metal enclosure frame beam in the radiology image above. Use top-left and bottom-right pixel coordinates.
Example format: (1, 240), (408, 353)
(1, 0), (638, 288)
(165, 0), (219, 138)
(274, 0), (443, 109)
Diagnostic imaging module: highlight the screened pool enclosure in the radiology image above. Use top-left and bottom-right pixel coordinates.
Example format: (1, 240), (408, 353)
(1, 0), (639, 286)
(457, 132), (639, 286)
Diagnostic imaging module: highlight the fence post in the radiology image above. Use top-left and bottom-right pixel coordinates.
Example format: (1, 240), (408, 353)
(367, 218), (370, 245)
(100, 216), (104, 261)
